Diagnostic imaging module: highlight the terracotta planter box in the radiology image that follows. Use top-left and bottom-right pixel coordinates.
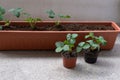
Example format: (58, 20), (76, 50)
(0, 21), (120, 50)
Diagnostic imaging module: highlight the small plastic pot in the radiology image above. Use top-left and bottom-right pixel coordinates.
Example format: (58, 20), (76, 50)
(84, 50), (99, 64)
(62, 52), (77, 68)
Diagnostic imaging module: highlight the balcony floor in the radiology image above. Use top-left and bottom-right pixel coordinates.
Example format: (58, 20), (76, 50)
(0, 34), (120, 80)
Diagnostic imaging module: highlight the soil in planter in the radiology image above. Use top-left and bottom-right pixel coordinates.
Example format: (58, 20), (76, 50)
(62, 51), (77, 58)
(1, 24), (114, 31)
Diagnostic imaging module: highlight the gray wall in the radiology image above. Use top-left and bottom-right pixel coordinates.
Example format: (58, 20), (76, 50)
(1, 0), (120, 24)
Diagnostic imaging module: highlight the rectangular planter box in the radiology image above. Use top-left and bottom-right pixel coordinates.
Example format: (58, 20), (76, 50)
(0, 21), (120, 50)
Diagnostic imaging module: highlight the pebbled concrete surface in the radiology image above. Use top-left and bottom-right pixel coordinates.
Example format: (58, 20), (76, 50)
(0, 34), (119, 80)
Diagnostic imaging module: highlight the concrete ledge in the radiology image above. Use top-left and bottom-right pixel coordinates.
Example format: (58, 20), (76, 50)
(0, 34), (119, 80)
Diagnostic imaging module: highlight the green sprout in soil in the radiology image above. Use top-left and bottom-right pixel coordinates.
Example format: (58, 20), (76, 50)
(0, 20), (11, 30)
(9, 8), (42, 30)
(4, 20), (11, 27)
(25, 17), (41, 30)
(46, 9), (71, 26)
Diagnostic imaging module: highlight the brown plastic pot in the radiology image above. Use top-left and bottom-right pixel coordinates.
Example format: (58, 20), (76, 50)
(62, 56), (77, 68)
(0, 21), (120, 50)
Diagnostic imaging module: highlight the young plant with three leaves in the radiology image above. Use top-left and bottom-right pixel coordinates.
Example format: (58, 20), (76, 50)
(76, 32), (107, 53)
(46, 10), (71, 26)
(55, 33), (78, 53)
(9, 8), (42, 30)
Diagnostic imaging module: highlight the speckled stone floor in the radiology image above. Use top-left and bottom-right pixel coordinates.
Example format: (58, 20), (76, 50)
(0, 34), (119, 80)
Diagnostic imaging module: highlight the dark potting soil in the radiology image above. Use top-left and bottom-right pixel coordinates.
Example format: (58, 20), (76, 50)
(2, 24), (114, 31)
(62, 51), (77, 58)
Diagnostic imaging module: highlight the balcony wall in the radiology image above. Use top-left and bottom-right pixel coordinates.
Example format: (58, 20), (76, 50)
(1, 0), (120, 24)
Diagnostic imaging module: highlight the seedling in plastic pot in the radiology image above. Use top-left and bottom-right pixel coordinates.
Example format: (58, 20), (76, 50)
(77, 32), (107, 53)
(85, 32), (107, 51)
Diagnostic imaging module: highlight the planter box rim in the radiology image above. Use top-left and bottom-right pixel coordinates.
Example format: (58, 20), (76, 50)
(0, 21), (120, 32)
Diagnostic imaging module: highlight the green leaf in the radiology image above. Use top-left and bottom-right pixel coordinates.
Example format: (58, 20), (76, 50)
(85, 32), (94, 39)
(0, 15), (3, 21)
(102, 40), (107, 46)
(98, 36), (107, 45)
(78, 42), (85, 47)
(36, 18), (42, 21)
(65, 15), (71, 18)
(83, 43), (90, 49)
(89, 32), (94, 37)
(58, 14), (64, 18)
(8, 8), (14, 12)
(64, 40), (68, 44)
(26, 17), (32, 21)
(69, 44), (74, 48)
(4, 20), (10, 26)
(15, 11), (20, 18)
(70, 39), (76, 44)
(63, 45), (70, 51)
(9, 8), (23, 13)
(98, 36), (104, 41)
(71, 34), (78, 38)
(85, 35), (90, 39)
(66, 33), (71, 40)
(86, 40), (94, 45)
(0, 5), (5, 15)
(9, 8), (23, 18)
(25, 17), (42, 29)
(0, 25), (3, 30)
(86, 39), (100, 50)
(55, 42), (64, 47)
(58, 14), (71, 19)
(55, 47), (63, 53)
(46, 10), (55, 18)
(76, 47), (82, 53)
(91, 43), (99, 50)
